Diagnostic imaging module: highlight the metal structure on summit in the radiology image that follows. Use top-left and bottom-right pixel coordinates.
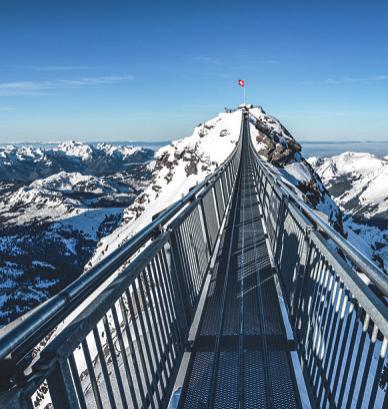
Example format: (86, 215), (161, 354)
(0, 109), (387, 408)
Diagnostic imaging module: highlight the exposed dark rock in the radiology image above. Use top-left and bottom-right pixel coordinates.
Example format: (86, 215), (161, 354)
(250, 109), (344, 235)
(185, 161), (198, 176)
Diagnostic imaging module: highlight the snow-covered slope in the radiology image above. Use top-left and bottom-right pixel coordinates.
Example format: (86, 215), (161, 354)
(308, 153), (388, 271)
(1, 172), (139, 226)
(88, 110), (242, 267)
(248, 106), (343, 232)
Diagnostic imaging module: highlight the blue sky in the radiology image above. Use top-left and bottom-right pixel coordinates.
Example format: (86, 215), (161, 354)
(0, 0), (387, 142)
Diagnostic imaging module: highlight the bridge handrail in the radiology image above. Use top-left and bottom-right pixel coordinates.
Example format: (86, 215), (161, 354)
(0, 113), (243, 384)
(248, 112), (388, 407)
(247, 115), (388, 296)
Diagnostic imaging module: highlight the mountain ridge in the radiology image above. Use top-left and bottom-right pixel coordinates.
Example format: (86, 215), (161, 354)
(0, 141), (154, 182)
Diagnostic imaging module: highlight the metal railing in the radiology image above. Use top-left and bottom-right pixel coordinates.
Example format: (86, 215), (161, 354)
(248, 115), (388, 408)
(0, 116), (243, 408)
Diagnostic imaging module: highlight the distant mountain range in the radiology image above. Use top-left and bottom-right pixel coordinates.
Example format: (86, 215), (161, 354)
(0, 141), (154, 182)
(0, 142), (153, 325)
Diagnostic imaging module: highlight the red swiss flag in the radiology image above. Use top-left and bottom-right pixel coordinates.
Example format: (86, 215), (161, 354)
(238, 79), (245, 87)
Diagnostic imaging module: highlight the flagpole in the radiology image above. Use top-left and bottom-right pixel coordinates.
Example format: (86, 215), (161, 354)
(244, 82), (246, 105)
(237, 79), (245, 105)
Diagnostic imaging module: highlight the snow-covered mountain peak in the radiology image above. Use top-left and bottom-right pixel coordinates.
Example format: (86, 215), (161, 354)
(155, 110), (240, 170)
(0, 142), (154, 182)
(310, 151), (386, 174)
(95, 143), (142, 159)
(249, 106), (302, 161)
(88, 105), (343, 269)
(54, 141), (144, 162)
(0, 144), (46, 164)
(88, 109), (242, 267)
(29, 171), (116, 194)
(55, 141), (94, 160)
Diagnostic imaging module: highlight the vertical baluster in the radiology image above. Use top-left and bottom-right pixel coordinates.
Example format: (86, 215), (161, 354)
(47, 358), (79, 409)
(126, 288), (157, 409)
(68, 353), (88, 409)
(92, 326), (117, 409)
(81, 338), (103, 409)
(111, 305), (139, 408)
(102, 314), (128, 408)
(157, 248), (184, 349)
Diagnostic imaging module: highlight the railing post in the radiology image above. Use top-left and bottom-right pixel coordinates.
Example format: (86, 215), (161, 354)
(168, 232), (192, 333)
(291, 226), (313, 328)
(273, 193), (288, 258)
(199, 198), (212, 256)
(260, 169), (267, 204)
(46, 359), (79, 409)
(212, 184), (221, 226)
(220, 173), (227, 209)
(226, 164), (232, 194)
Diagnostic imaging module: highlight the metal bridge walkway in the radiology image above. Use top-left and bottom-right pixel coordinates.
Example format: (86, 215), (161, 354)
(177, 121), (303, 408)
(1, 110), (387, 409)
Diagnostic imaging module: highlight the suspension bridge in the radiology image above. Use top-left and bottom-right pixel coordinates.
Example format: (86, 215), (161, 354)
(0, 110), (387, 408)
